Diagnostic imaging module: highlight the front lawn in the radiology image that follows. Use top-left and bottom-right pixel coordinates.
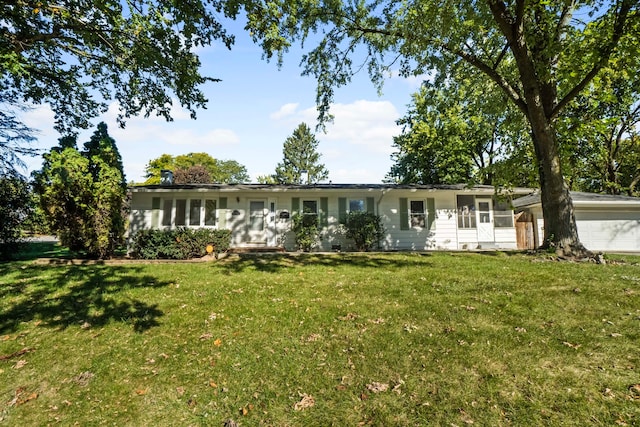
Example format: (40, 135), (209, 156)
(1, 252), (638, 425)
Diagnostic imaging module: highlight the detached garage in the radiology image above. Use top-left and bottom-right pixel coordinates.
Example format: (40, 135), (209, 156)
(513, 192), (640, 252)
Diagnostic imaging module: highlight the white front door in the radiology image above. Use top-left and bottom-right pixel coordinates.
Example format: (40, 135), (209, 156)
(476, 199), (494, 242)
(247, 200), (267, 243)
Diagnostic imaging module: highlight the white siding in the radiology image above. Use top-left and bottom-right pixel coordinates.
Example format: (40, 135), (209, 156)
(379, 191), (458, 251)
(129, 187), (520, 252)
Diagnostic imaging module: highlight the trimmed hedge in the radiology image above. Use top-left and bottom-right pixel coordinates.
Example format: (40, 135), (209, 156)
(130, 228), (231, 259)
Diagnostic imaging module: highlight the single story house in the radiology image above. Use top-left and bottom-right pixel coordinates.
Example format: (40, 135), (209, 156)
(128, 183), (532, 252)
(512, 191), (640, 252)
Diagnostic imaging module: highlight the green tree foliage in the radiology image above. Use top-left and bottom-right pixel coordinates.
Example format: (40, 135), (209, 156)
(0, 0), (236, 134)
(267, 123), (329, 184)
(143, 152), (249, 184)
(0, 174), (31, 259)
(387, 70), (533, 187)
(0, 99), (38, 176)
(241, 1), (639, 256)
(559, 57), (640, 196)
(343, 211), (385, 252)
(33, 123), (126, 258)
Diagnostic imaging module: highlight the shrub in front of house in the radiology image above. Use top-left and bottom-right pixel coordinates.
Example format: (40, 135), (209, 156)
(344, 211), (386, 251)
(130, 228), (231, 259)
(291, 212), (320, 252)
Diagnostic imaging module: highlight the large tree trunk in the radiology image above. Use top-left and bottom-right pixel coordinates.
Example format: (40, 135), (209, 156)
(527, 107), (590, 257)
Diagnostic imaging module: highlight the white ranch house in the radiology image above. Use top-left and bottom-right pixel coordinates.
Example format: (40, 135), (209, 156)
(128, 183), (532, 252)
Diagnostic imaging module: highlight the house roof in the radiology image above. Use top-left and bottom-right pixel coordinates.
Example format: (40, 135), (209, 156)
(130, 183), (533, 194)
(513, 191), (640, 209)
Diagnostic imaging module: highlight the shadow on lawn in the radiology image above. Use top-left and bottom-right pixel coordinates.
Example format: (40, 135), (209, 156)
(217, 252), (433, 274)
(0, 263), (169, 334)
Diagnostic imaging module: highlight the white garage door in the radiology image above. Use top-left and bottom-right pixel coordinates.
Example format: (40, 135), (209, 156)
(576, 210), (640, 252)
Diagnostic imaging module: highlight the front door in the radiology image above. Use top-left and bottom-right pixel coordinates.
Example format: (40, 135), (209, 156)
(247, 200), (267, 244)
(475, 199), (494, 242)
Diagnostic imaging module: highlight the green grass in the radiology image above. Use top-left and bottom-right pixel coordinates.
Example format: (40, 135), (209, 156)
(1, 252), (639, 426)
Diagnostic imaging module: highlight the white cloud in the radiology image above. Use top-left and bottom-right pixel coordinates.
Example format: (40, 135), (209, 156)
(268, 99), (401, 183)
(269, 103), (301, 120)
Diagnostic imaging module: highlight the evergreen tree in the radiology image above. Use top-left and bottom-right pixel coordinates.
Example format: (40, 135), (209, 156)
(34, 123), (126, 258)
(272, 123), (329, 184)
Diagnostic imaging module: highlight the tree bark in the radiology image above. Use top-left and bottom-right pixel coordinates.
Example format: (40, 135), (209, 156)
(527, 108), (589, 257)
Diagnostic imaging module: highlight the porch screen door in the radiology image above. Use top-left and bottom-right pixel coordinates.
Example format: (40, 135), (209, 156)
(476, 199), (494, 242)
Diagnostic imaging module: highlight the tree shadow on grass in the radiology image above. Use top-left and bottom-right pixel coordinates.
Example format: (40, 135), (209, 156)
(216, 252), (434, 274)
(0, 263), (169, 334)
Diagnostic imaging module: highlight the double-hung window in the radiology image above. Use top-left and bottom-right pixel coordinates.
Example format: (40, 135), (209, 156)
(302, 200), (319, 227)
(399, 198), (435, 230)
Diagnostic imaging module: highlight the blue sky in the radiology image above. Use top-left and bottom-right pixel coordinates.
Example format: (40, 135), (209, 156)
(21, 19), (424, 184)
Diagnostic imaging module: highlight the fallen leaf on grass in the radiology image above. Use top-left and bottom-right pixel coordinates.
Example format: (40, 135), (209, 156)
(459, 408), (475, 424)
(338, 313), (358, 321)
(13, 360), (27, 369)
(294, 393), (315, 411)
(629, 384), (640, 399)
(214, 339), (222, 347)
(239, 404), (254, 416)
(366, 382), (389, 393)
(199, 333), (213, 340)
(562, 341), (581, 349)
(8, 388), (38, 407)
(0, 347), (35, 361)
(135, 388), (148, 396)
(176, 386), (185, 396)
(610, 333), (623, 338)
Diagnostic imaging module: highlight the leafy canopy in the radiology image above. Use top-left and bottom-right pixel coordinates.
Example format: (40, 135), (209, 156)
(0, 0), (238, 133)
(143, 152), (250, 184)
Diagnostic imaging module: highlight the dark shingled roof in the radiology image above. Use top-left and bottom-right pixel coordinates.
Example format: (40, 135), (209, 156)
(130, 183), (533, 193)
(513, 191), (640, 208)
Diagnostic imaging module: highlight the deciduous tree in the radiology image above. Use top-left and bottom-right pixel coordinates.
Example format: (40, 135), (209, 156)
(241, 0), (639, 256)
(1, 0), (236, 134)
(143, 152), (249, 184)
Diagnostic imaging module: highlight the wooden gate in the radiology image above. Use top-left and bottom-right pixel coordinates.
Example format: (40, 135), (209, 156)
(515, 212), (535, 250)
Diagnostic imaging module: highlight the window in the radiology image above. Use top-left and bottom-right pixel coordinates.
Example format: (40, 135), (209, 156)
(175, 199), (186, 226)
(494, 200), (514, 228)
(410, 200), (426, 228)
(400, 198), (435, 230)
(349, 199), (365, 212)
(162, 199), (173, 226)
(457, 195), (476, 229)
(204, 199), (216, 226)
(190, 199), (201, 226)
(302, 200), (318, 227)
(160, 197), (220, 228)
